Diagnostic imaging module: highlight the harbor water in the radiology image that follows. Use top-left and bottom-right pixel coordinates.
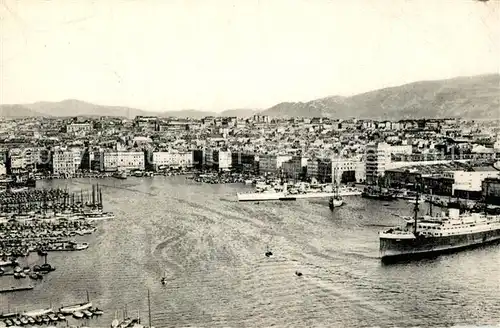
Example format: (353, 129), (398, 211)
(1, 176), (499, 327)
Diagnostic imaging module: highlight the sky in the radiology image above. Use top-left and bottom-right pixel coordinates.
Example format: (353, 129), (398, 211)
(1, 0), (499, 112)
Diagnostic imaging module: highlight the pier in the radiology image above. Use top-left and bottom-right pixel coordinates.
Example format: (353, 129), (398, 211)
(0, 285), (34, 293)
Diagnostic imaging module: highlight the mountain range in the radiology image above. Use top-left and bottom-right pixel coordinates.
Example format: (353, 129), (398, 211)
(1, 74), (498, 120)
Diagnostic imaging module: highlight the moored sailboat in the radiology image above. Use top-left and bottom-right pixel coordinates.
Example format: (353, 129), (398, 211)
(329, 167), (343, 210)
(59, 291), (92, 314)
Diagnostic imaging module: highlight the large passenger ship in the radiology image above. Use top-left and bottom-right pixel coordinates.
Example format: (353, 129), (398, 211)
(379, 193), (500, 262)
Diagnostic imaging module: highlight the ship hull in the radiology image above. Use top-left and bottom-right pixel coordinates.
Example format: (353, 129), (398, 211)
(380, 228), (500, 263)
(237, 190), (361, 202)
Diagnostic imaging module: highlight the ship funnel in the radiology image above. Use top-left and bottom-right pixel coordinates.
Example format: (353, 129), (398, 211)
(448, 208), (460, 219)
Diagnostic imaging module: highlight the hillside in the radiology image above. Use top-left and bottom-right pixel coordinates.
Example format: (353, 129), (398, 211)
(0, 100), (258, 119)
(0, 104), (46, 118)
(262, 74), (500, 119)
(1, 74), (498, 119)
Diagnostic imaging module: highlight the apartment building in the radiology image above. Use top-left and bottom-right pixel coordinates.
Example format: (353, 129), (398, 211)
(152, 151), (193, 170)
(258, 154), (293, 175)
(213, 150), (232, 171)
(102, 151), (145, 172)
(282, 156), (307, 181)
(52, 149), (82, 175)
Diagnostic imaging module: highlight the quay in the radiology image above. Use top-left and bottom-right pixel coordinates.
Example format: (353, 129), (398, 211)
(0, 285), (34, 293)
(237, 189), (362, 202)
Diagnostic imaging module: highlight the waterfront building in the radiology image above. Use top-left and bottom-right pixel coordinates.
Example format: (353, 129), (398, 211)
(231, 152), (257, 173)
(307, 158), (320, 181)
(0, 163), (6, 176)
(332, 156), (365, 183)
(282, 156), (308, 181)
(483, 177), (500, 205)
(6, 147), (48, 174)
(193, 149), (204, 170)
(52, 149), (81, 175)
(444, 168), (500, 199)
(258, 154), (293, 175)
(101, 151), (145, 172)
(365, 142), (392, 184)
(152, 151), (193, 170)
(213, 150), (232, 171)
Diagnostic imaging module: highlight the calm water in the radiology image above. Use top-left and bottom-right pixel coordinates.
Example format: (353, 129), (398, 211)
(1, 176), (499, 327)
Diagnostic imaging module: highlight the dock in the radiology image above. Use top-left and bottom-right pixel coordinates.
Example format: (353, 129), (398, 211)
(237, 190), (362, 202)
(0, 285), (34, 293)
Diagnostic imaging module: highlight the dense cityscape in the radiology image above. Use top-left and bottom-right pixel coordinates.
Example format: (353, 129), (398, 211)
(1, 115), (500, 204)
(2, 0), (499, 327)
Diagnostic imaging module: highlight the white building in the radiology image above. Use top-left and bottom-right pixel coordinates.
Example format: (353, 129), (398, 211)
(331, 156), (366, 183)
(0, 163), (7, 176)
(365, 142), (392, 184)
(102, 151), (145, 172)
(52, 149), (81, 175)
(214, 150), (232, 171)
(152, 151), (193, 170)
(444, 169), (500, 193)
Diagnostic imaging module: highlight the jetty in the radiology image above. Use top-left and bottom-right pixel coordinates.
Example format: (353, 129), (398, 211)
(237, 183), (362, 202)
(0, 285), (34, 293)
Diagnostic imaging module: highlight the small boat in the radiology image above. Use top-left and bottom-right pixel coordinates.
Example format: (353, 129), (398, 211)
(73, 243), (89, 251)
(72, 311), (84, 319)
(60, 302), (92, 315)
(329, 196), (344, 210)
(27, 317), (36, 324)
(4, 319), (12, 326)
(113, 171), (127, 180)
(92, 308), (104, 315)
(295, 271), (303, 277)
(407, 198), (425, 204)
(42, 315), (50, 323)
(29, 273), (39, 280)
(12, 319), (21, 326)
(35, 317), (43, 324)
(0, 259), (17, 267)
(119, 318), (133, 327)
(82, 310), (93, 318)
(19, 317), (29, 325)
(57, 313), (66, 320)
(37, 250), (48, 256)
(48, 314), (58, 321)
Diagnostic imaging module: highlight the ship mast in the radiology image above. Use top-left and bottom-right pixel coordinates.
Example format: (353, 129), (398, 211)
(429, 189), (433, 217)
(148, 289), (152, 328)
(484, 182), (489, 215)
(413, 188), (420, 235)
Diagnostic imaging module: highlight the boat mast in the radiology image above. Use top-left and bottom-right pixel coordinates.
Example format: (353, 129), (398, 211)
(148, 289), (152, 328)
(429, 189), (433, 217)
(413, 187), (420, 235)
(484, 183), (489, 215)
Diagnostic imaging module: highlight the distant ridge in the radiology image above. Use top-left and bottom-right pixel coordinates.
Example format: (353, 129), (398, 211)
(1, 74), (498, 119)
(0, 99), (258, 119)
(262, 74), (500, 120)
